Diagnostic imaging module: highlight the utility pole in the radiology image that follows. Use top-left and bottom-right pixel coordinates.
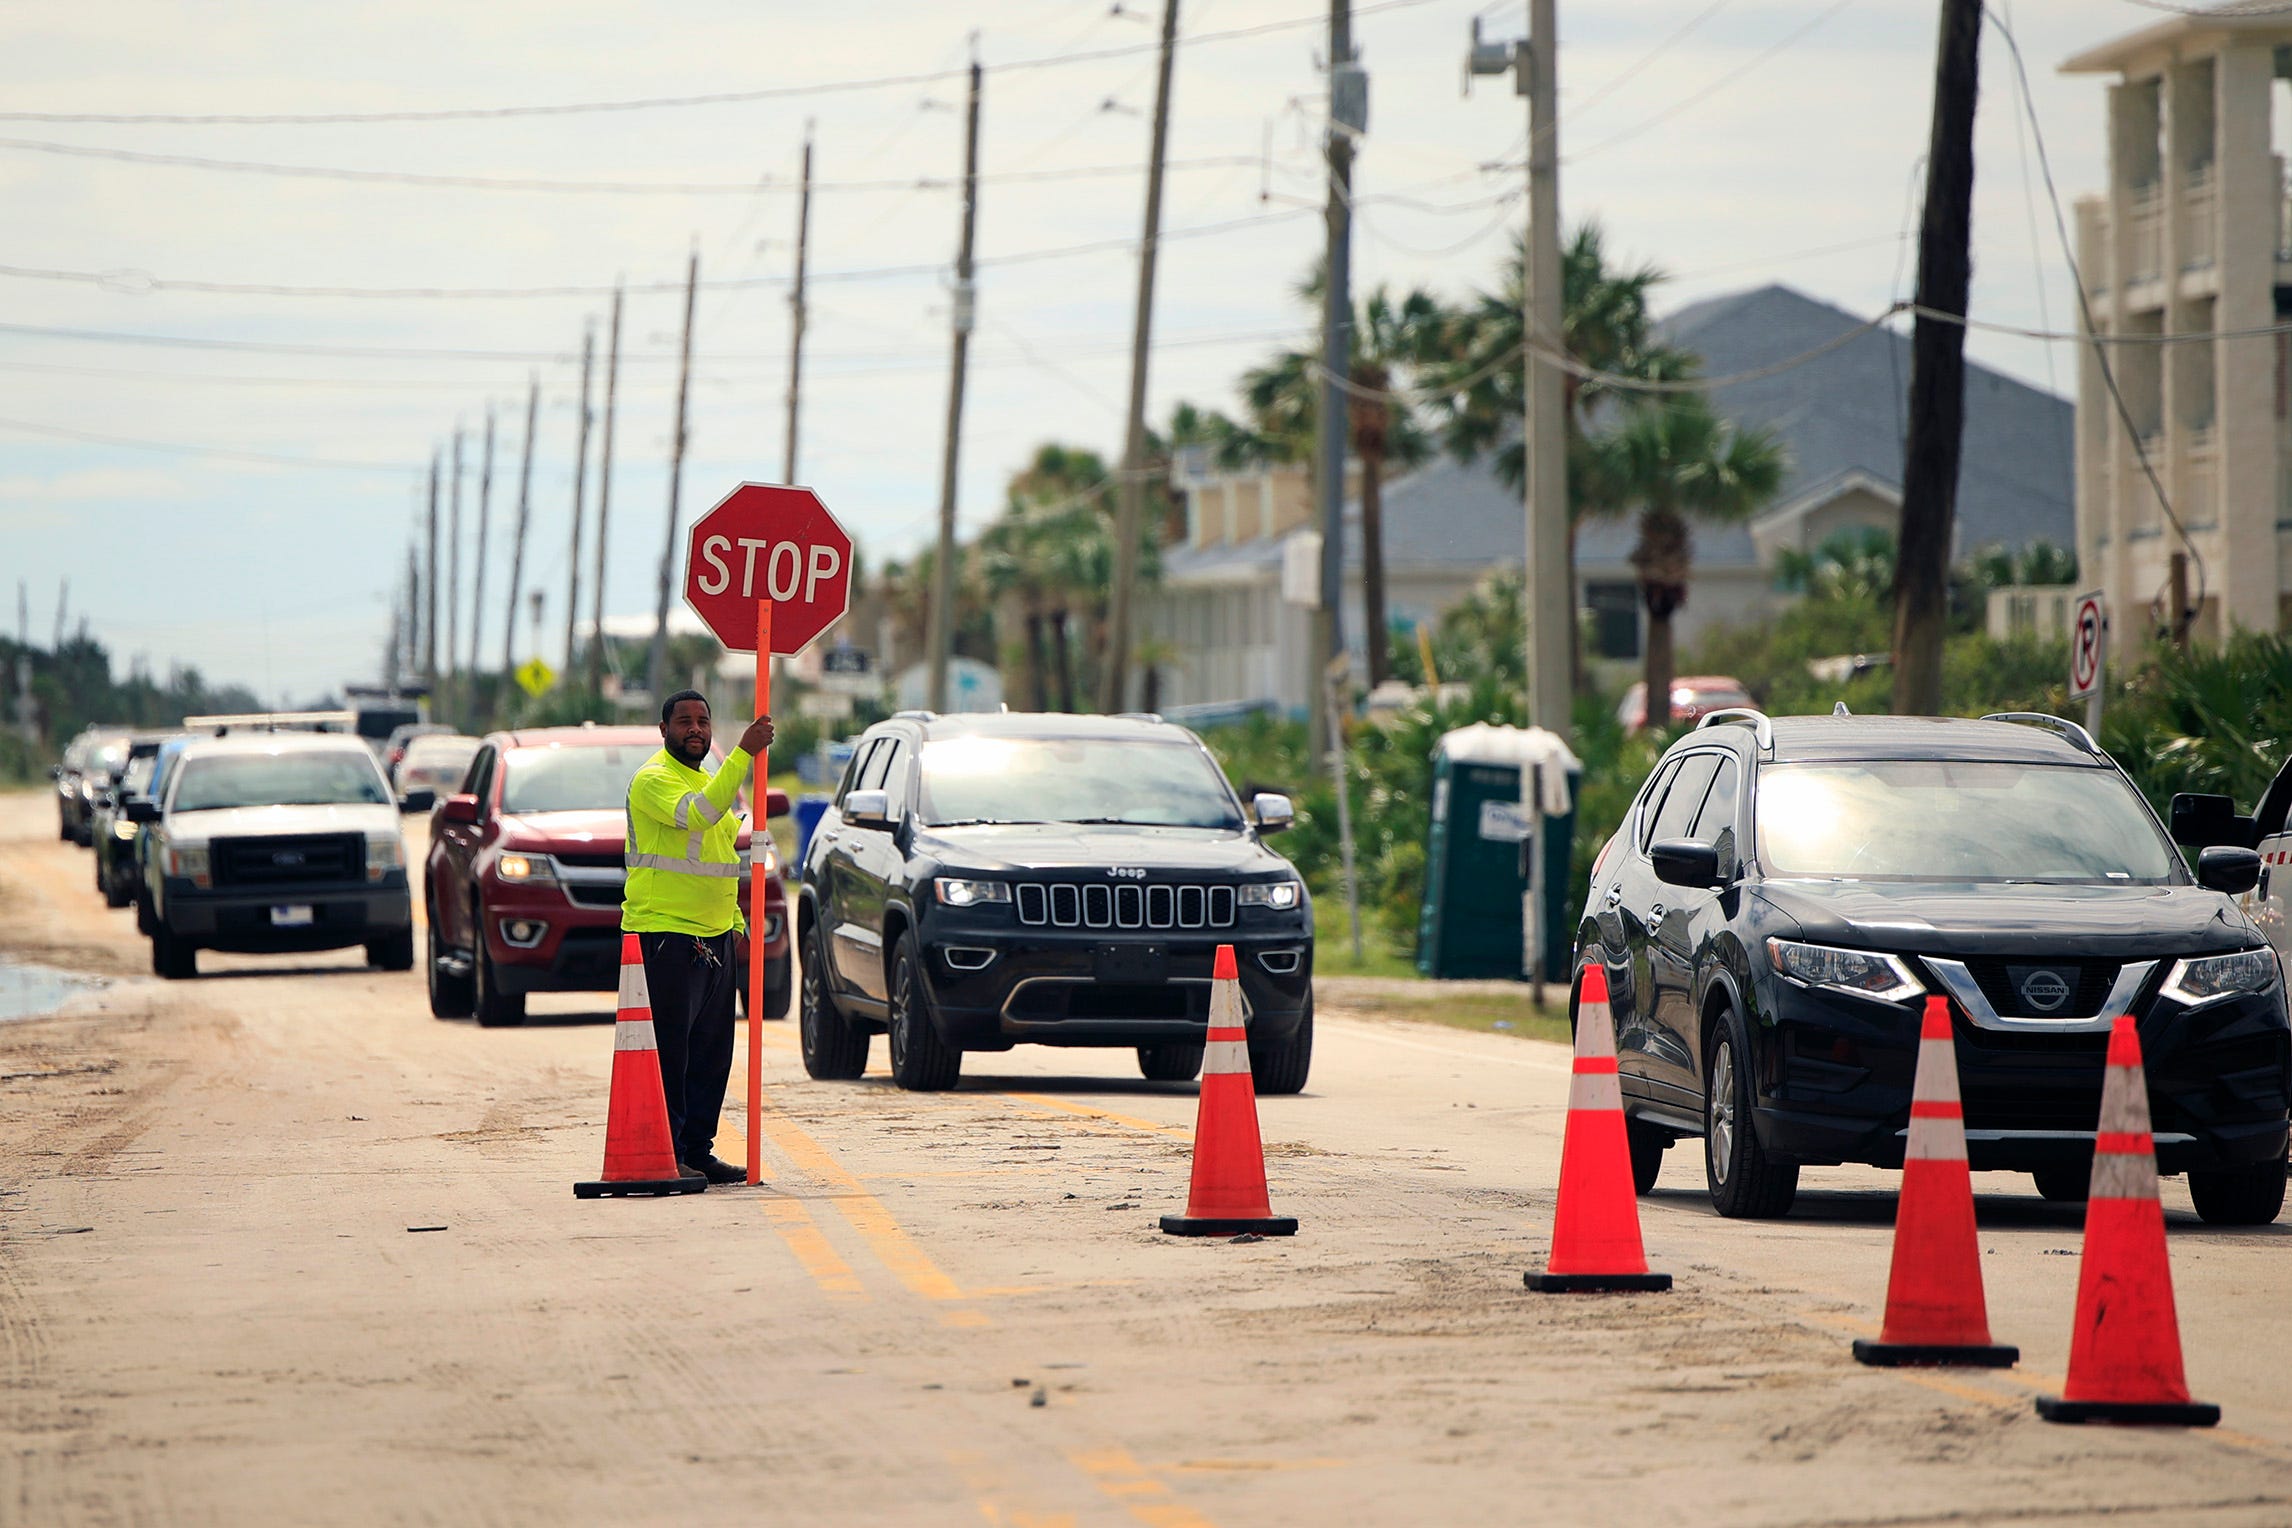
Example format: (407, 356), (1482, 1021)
(503, 376), (538, 675)
(405, 546), (421, 687)
(447, 427), (464, 713)
(647, 249), (700, 704)
(423, 450), (440, 687)
(784, 126), (814, 485)
(1891, 0), (1981, 717)
(1311, 0), (1360, 755)
(927, 49), (983, 714)
(565, 329), (594, 674)
(1099, 0), (1180, 715)
(590, 287), (622, 699)
(470, 404), (496, 689)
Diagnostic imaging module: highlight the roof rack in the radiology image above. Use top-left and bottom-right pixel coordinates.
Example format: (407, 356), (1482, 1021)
(1979, 712), (2101, 755)
(1695, 707), (1773, 752)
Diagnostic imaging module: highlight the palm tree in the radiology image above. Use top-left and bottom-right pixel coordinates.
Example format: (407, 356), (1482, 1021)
(1585, 396), (1787, 728)
(985, 444), (1129, 711)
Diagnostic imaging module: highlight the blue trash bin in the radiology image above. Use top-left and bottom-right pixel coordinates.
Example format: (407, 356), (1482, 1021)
(794, 794), (832, 864)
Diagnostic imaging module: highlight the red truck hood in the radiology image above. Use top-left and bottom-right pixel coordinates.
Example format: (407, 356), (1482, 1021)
(498, 808), (751, 850)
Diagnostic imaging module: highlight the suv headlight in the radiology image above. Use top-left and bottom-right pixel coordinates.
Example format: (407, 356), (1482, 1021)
(935, 877), (1010, 907)
(495, 852), (556, 884)
(367, 836), (404, 882)
(2161, 950), (2278, 1009)
(1238, 879), (1304, 911)
(1766, 938), (1923, 1003)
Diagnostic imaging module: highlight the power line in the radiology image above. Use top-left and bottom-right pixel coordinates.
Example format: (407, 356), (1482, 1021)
(0, 0), (1443, 127)
(0, 412), (417, 472)
(0, 135), (1262, 196)
(1565, 0), (1860, 162)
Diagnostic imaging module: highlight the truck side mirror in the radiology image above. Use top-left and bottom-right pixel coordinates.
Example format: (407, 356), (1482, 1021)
(401, 788), (436, 815)
(438, 793), (479, 826)
(125, 800), (160, 824)
(765, 787), (791, 820)
(2171, 792), (2256, 849)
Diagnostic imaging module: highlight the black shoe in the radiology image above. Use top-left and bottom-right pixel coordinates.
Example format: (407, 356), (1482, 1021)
(673, 1161), (706, 1181)
(691, 1154), (747, 1185)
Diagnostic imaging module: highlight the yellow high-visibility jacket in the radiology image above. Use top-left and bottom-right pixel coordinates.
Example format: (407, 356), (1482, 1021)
(622, 746), (754, 937)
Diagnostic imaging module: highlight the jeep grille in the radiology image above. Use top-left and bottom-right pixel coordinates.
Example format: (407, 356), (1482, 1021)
(1013, 881), (1235, 930)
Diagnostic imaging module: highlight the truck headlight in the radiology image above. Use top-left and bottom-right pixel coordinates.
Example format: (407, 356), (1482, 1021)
(495, 852), (555, 883)
(367, 836), (404, 882)
(935, 877), (1010, 907)
(1766, 938), (1923, 1003)
(165, 843), (210, 887)
(2161, 950), (2277, 1009)
(1239, 879), (1304, 910)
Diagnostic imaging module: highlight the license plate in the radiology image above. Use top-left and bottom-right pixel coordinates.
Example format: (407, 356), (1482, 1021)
(270, 904), (315, 928)
(1094, 943), (1167, 984)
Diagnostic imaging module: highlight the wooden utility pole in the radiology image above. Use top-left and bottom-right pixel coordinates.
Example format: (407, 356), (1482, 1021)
(927, 53), (983, 714)
(589, 287), (623, 697)
(446, 428), (464, 710)
(405, 546), (421, 687)
(646, 250), (700, 704)
(1312, 0), (1358, 756)
(1891, 0), (1982, 717)
(503, 376), (539, 675)
(423, 451), (440, 686)
(1099, 0), (1180, 714)
(470, 404), (496, 686)
(564, 328), (594, 673)
(784, 127), (814, 485)
(1524, 0), (1570, 745)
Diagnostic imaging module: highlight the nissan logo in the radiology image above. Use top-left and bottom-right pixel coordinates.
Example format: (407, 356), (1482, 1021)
(2021, 970), (2071, 1012)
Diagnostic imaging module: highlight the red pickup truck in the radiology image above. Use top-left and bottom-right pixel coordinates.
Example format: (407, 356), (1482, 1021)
(422, 724), (790, 1028)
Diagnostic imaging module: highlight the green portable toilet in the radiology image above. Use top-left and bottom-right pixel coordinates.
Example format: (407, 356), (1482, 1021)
(1417, 724), (1581, 982)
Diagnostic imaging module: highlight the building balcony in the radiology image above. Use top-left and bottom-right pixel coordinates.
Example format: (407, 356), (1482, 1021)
(2181, 165), (2216, 272)
(2184, 424), (2219, 529)
(2129, 184), (2164, 285)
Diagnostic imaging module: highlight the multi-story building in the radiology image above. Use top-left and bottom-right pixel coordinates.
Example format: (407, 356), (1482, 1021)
(2066, 2), (2292, 639)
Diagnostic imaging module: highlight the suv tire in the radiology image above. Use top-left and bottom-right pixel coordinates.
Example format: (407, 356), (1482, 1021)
(886, 930), (961, 1092)
(1627, 1117), (1669, 1196)
(1248, 991), (1313, 1096)
(1703, 1010), (1796, 1218)
(799, 918), (868, 1080)
(2187, 1155), (2287, 1226)
(150, 921), (196, 980)
(426, 902), (474, 1019)
(366, 929), (415, 972)
(1138, 1043), (1204, 1082)
(2031, 1165), (2089, 1204)
(470, 909), (526, 1028)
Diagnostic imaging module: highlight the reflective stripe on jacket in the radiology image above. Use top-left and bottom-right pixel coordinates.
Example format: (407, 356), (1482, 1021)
(622, 745), (754, 936)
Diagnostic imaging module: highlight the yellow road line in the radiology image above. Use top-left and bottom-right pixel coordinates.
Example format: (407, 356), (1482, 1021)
(760, 1198), (868, 1302)
(1004, 1093), (1193, 1140)
(751, 1092), (989, 1327)
(1068, 1448), (1219, 1528)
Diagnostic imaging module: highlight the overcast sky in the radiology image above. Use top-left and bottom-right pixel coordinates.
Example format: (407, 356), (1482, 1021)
(1, 0), (2159, 703)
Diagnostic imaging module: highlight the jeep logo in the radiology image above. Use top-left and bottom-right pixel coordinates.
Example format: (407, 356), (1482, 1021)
(2020, 969), (2071, 1012)
(1107, 867), (1147, 879)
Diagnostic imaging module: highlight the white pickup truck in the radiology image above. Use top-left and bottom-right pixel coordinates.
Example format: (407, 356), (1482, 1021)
(2249, 759), (2292, 964)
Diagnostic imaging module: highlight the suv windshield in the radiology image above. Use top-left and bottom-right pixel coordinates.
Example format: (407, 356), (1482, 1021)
(1756, 761), (2180, 883)
(500, 744), (705, 815)
(917, 736), (1242, 829)
(172, 751), (391, 812)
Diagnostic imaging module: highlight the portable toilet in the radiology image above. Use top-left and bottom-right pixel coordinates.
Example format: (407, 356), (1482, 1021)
(1417, 723), (1581, 982)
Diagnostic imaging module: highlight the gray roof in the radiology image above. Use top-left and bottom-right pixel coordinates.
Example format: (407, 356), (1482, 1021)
(1166, 284), (2075, 581)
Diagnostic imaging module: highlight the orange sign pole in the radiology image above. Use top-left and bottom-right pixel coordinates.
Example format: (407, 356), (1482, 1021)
(747, 597), (772, 1187)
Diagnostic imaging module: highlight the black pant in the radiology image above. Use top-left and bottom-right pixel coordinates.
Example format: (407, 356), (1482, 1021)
(634, 929), (736, 1165)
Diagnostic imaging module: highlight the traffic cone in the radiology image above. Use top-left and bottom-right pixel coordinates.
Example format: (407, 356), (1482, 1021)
(574, 934), (706, 1199)
(1525, 965), (1671, 1293)
(1853, 997), (2018, 1367)
(2036, 1017), (2219, 1426)
(1161, 945), (1297, 1237)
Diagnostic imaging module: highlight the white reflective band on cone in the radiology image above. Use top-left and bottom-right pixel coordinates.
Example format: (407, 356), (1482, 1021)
(1203, 1038), (1250, 1074)
(1574, 999), (1617, 1060)
(613, 1019), (659, 1052)
(1568, 1069), (1624, 1113)
(2091, 1151), (2161, 1201)
(1910, 1034), (1963, 1104)
(1905, 1114), (1966, 1162)
(2099, 1063), (2154, 1134)
(618, 959), (650, 1009)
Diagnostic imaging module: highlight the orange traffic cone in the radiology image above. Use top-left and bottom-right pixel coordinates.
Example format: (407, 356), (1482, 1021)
(1161, 945), (1297, 1237)
(574, 934), (706, 1199)
(2036, 1017), (2219, 1426)
(1525, 964), (1671, 1293)
(1853, 997), (2017, 1367)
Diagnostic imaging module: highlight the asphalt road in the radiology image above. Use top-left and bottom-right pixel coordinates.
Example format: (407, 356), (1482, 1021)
(1, 789), (2288, 1526)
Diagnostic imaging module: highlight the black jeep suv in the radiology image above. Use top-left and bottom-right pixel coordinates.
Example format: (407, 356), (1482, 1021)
(795, 712), (1314, 1093)
(1579, 709), (2288, 1225)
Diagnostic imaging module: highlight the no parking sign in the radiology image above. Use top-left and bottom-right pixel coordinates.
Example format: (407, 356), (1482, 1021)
(2069, 591), (2106, 701)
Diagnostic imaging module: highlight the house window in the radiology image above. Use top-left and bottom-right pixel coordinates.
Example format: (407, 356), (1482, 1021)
(1586, 582), (1640, 660)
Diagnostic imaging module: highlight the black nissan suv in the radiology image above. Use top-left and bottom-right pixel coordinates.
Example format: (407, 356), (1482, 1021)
(795, 711), (1314, 1093)
(1578, 709), (2288, 1225)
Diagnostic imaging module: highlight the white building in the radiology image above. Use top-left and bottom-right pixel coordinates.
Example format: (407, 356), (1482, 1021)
(2066, 2), (2292, 639)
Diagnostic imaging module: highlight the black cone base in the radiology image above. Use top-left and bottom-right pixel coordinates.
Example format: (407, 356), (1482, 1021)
(1160, 1215), (1298, 1237)
(574, 1176), (707, 1199)
(1524, 1270), (1673, 1293)
(1854, 1338), (2018, 1368)
(2036, 1395), (2220, 1427)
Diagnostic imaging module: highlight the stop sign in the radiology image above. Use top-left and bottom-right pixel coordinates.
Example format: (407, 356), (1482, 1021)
(683, 483), (853, 655)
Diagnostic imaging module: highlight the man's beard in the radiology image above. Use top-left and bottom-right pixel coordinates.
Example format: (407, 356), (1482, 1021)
(669, 735), (710, 766)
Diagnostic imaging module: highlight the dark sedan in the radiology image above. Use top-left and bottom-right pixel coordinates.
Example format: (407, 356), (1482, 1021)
(1577, 709), (2288, 1225)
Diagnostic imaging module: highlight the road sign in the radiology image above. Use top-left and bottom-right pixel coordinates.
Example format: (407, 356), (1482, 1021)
(514, 657), (556, 698)
(2070, 590), (2107, 700)
(683, 483), (854, 655)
